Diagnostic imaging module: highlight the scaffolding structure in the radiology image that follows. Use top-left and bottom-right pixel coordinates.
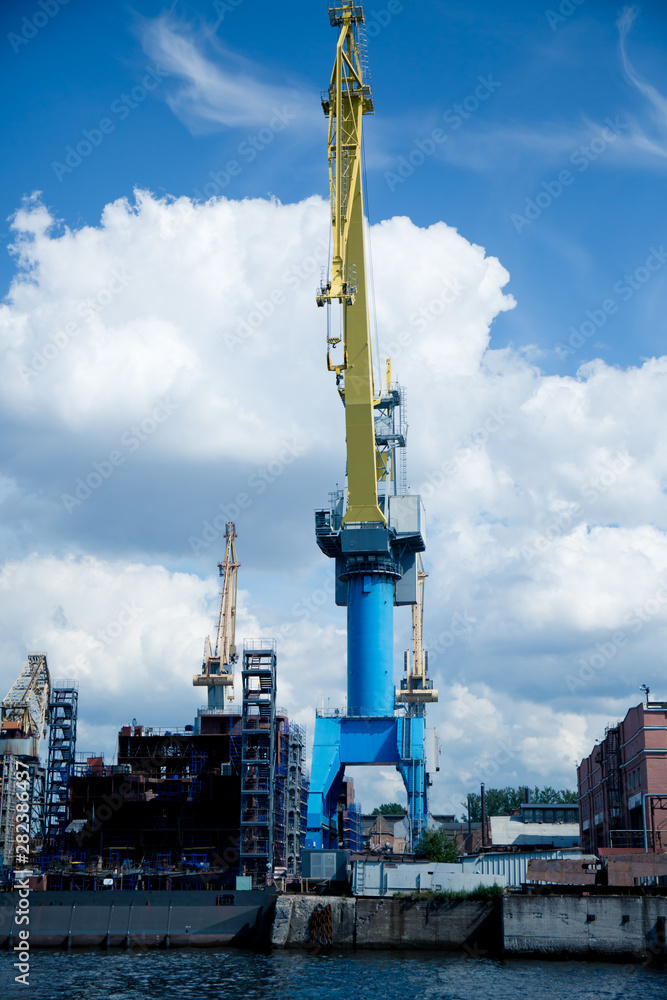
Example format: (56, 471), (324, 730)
(285, 723), (306, 874)
(0, 755), (20, 869)
(0, 755), (46, 870)
(300, 767), (309, 861)
(239, 640), (277, 881)
(273, 716), (288, 871)
(343, 802), (362, 851)
(44, 681), (78, 850)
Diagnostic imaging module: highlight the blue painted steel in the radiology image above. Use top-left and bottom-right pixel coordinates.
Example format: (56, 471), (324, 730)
(307, 717), (344, 848)
(339, 717), (399, 762)
(308, 506), (430, 848)
(347, 572), (395, 716)
(397, 714), (427, 843)
(306, 715), (427, 848)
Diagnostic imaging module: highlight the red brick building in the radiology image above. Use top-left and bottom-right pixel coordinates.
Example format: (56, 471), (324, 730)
(577, 701), (667, 852)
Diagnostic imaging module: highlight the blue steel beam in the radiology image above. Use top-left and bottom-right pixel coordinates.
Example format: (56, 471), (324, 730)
(306, 715), (427, 849)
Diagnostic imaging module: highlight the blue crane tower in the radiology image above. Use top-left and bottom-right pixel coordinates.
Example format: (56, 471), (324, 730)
(306, 1), (438, 851)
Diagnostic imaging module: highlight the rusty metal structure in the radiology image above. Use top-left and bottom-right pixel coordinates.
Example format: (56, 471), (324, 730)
(0, 654), (50, 870)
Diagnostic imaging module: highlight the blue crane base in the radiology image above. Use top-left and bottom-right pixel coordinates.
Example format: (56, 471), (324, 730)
(305, 713), (427, 850)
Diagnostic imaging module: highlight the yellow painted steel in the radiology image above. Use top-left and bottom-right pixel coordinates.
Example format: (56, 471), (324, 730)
(396, 555), (439, 704)
(317, 3), (384, 525)
(214, 523), (240, 668)
(413, 556), (427, 684)
(193, 522), (239, 699)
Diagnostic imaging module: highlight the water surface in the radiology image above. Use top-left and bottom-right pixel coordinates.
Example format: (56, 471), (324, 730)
(2, 948), (664, 999)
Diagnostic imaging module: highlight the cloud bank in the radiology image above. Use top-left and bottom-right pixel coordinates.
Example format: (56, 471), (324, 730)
(1, 188), (666, 812)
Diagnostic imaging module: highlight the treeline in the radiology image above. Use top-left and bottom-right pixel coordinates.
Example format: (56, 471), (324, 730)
(463, 786), (577, 822)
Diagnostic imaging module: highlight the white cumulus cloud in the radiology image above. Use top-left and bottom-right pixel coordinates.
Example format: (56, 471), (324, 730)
(1, 188), (667, 812)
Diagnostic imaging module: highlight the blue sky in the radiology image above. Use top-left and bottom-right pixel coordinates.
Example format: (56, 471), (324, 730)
(2, 0), (667, 814)
(2, 0), (667, 372)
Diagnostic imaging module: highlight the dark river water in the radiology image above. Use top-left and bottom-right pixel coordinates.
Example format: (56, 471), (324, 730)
(2, 949), (666, 1000)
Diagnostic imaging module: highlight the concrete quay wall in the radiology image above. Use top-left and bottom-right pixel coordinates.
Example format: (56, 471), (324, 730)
(503, 894), (667, 960)
(273, 893), (667, 961)
(271, 895), (498, 952)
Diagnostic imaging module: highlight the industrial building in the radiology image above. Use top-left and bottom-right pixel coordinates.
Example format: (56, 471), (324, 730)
(45, 534), (313, 882)
(577, 697), (667, 852)
(362, 813), (409, 853)
(56, 684), (308, 881)
(59, 525), (310, 882)
(1, 526), (314, 887)
(488, 809), (579, 850)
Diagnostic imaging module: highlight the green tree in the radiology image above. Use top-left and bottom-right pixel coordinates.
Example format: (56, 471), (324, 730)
(415, 827), (458, 863)
(461, 786), (578, 822)
(532, 787), (578, 805)
(372, 802), (407, 816)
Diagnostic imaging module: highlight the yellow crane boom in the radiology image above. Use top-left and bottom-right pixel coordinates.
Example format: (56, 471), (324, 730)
(193, 522), (239, 706)
(397, 555), (438, 704)
(316, 2), (384, 526)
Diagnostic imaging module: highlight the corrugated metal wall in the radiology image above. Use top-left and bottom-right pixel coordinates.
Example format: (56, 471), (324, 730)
(460, 849), (584, 886)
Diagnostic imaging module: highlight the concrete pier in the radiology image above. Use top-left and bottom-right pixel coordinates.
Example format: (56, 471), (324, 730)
(270, 894), (498, 952)
(273, 893), (667, 961)
(503, 894), (667, 960)
(272, 896), (356, 948)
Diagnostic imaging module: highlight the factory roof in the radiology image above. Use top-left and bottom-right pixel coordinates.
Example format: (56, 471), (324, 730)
(490, 815), (579, 848)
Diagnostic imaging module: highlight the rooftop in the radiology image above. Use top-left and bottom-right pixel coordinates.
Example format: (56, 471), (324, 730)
(490, 815), (579, 848)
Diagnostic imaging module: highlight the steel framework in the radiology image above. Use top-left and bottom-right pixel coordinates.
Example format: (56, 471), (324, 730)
(1, 652), (50, 755)
(0, 755), (46, 870)
(44, 681), (79, 850)
(286, 723), (307, 874)
(239, 640), (277, 880)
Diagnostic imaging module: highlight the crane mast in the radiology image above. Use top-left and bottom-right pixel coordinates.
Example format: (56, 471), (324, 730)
(193, 522), (239, 709)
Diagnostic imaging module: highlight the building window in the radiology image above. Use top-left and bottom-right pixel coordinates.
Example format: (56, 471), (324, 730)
(638, 770), (641, 787)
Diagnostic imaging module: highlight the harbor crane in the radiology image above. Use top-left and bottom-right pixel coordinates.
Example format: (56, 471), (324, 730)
(397, 554), (438, 707)
(1, 653), (50, 756)
(193, 522), (239, 709)
(307, 1), (438, 850)
(0, 653), (50, 867)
